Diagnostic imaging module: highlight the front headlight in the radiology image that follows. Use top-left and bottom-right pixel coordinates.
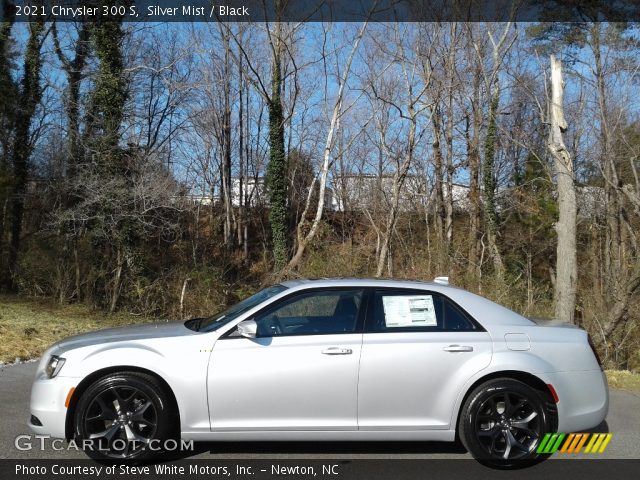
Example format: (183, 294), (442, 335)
(45, 355), (66, 378)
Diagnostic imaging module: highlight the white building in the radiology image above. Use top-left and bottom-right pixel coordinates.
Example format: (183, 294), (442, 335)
(185, 174), (609, 218)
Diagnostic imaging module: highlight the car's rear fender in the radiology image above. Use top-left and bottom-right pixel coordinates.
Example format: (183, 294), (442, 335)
(450, 333), (606, 432)
(536, 369), (608, 432)
(449, 351), (558, 420)
(487, 323), (600, 373)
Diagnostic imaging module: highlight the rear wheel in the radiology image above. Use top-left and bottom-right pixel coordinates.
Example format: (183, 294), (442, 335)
(459, 378), (552, 468)
(73, 372), (176, 460)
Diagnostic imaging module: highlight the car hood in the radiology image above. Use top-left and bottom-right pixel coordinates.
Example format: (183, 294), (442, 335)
(53, 321), (195, 352)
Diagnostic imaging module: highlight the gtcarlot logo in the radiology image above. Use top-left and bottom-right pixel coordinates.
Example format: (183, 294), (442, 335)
(14, 434), (194, 453)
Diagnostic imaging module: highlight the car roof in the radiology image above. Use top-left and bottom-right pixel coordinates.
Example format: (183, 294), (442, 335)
(280, 277), (456, 290)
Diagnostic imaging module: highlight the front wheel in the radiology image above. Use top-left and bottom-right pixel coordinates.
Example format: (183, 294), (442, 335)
(73, 372), (176, 461)
(459, 378), (552, 468)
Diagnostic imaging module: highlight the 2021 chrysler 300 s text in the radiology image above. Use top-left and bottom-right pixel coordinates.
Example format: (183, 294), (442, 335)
(29, 278), (608, 467)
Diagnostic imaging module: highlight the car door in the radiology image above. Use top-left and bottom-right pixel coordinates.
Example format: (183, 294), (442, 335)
(357, 288), (492, 430)
(207, 288), (365, 431)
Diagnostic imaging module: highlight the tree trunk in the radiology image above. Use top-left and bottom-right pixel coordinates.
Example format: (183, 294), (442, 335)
(237, 48), (245, 254)
(376, 108), (417, 277)
(466, 73), (482, 279)
(180, 277), (191, 319)
(0, 4), (16, 280)
(110, 246), (124, 313)
(266, 20), (288, 271)
(73, 240), (81, 301)
(87, 16), (126, 170)
(483, 84), (504, 277)
(52, 21), (91, 178)
(52, 22), (91, 302)
(431, 108), (445, 244)
(547, 55), (577, 324)
(221, 29), (234, 249)
(473, 23), (514, 281)
(590, 27), (619, 292)
(6, 18), (45, 290)
(443, 23), (457, 253)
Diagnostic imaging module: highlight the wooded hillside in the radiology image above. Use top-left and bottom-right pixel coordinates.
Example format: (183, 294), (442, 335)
(1, 5), (639, 369)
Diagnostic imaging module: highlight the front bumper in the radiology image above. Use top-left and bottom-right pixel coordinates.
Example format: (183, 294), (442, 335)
(29, 374), (80, 439)
(539, 369), (609, 432)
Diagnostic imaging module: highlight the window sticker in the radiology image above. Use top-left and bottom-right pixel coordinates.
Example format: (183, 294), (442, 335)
(382, 295), (437, 327)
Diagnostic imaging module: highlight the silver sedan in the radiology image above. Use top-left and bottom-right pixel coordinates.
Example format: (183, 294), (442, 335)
(29, 278), (608, 466)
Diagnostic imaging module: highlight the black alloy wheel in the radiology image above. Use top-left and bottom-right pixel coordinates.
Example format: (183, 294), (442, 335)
(459, 378), (552, 468)
(74, 372), (176, 460)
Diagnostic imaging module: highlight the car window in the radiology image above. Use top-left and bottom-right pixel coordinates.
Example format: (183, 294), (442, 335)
(254, 289), (363, 337)
(440, 296), (476, 330)
(370, 289), (476, 332)
(197, 285), (287, 332)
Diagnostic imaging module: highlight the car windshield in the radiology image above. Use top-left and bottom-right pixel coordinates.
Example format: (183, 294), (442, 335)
(191, 285), (288, 332)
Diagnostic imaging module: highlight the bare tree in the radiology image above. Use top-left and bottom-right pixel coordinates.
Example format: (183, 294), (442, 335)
(4, 14), (46, 290)
(222, 12), (305, 271)
(470, 21), (516, 278)
(370, 24), (432, 277)
(547, 55), (577, 323)
(51, 154), (185, 312)
(285, 20), (371, 273)
(464, 44), (484, 280)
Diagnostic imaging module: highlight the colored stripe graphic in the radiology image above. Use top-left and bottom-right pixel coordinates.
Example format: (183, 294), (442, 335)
(569, 433), (589, 453)
(537, 433), (565, 453)
(537, 433), (612, 454)
(537, 433), (552, 453)
(597, 433), (613, 453)
(592, 433), (606, 452)
(560, 433), (575, 453)
(584, 433), (598, 453)
(585, 433), (613, 453)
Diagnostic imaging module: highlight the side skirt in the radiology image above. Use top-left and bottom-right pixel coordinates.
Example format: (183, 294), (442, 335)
(181, 430), (456, 442)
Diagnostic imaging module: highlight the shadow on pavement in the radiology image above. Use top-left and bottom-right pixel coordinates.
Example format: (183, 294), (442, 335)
(585, 420), (609, 433)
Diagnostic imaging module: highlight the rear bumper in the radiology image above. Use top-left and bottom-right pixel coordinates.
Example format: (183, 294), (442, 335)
(29, 375), (80, 439)
(539, 369), (608, 432)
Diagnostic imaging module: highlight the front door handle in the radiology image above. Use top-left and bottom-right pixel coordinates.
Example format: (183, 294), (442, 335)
(443, 345), (474, 352)
(321, 347), (353, 355)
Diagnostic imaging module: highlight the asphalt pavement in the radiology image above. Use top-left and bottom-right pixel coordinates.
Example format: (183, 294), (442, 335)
(1, 361), (639, 460)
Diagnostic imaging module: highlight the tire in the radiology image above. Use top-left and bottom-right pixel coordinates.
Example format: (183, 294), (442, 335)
(73, 371), (177, 461)
(459, 378), (552, 468)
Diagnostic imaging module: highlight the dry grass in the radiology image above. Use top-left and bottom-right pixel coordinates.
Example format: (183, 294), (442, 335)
(0, 295), (153, 364)
(605, 370), (640, 392)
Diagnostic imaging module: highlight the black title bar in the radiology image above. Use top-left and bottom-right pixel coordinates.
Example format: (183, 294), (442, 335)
(3, 0), (640, 23)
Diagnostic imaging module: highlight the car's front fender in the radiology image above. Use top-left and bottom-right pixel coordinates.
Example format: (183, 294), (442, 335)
(55, 335), (214, 434)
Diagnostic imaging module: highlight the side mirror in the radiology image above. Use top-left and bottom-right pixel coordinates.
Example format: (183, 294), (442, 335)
(237, 319), (258, 339)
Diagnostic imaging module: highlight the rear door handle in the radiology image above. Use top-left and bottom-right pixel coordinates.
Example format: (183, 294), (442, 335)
(322, 347), (353, 355)
(443, 345), (473, 352)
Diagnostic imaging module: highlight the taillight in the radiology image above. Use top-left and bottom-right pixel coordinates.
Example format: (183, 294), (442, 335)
(546, 383), (560, 403)
(588, 334), (603, 369)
